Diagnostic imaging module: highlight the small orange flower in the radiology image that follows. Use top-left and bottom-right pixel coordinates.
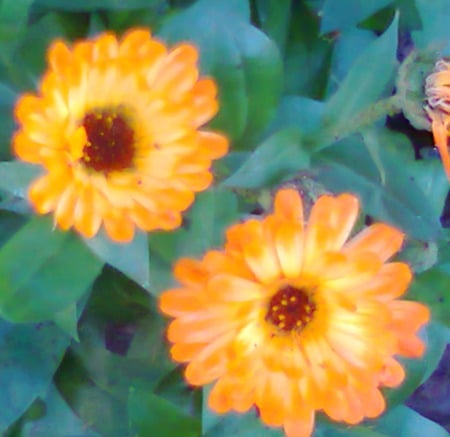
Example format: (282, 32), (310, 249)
(425, 59), (450, 180)
(13, 29), (227, 242)
(160, 188), (429, 437)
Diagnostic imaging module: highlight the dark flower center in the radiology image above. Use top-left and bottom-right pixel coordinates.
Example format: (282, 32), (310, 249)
(81, 109), (135, 173)
(266, 285), (316, 333)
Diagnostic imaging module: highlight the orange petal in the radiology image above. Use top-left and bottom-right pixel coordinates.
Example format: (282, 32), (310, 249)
(430, 111), (450, 180)
(207, 274), (267, 302)
(152, 44), (199, 95)
(273, 221), (304, 279)
(304, 194), (359, 267)
(159, 288), (204, 316)
(54, 182), (78, 230)
(103, 212), (135, 242)
(198, 130), (229, 159)
(284, 408), (315, 437)
(173, 258), (209, 286)
(48, 40), (72, 75)
(347, 262), (412, 301)
(379, 357), (405, 388)
(345, 223), (404, 261)
(274, 188), (304, 223)
(28, 171), (69, 213)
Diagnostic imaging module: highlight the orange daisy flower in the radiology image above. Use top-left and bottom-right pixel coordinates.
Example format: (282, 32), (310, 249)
(13, 29), (227, 242)
(160, 188), (429, 436)
(425, 59), (450, 180)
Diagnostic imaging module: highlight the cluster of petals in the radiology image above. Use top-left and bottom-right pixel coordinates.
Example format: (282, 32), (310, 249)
(13, 29), (227, 242)
(425, 58), (450, 180)
(160, 188), (429, 437)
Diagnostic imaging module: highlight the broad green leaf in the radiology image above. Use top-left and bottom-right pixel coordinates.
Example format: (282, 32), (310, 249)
(312, 135), (441, 241)
(412, 0), (450, 54)
(0, 84), (17, 159)
(315, 419), (387, 436)
(33, 0), (165, 11)
(326, 28), (376, 97)
(69, 267), (173, 399)
(283, 0), (333, 98)
(0, 211), (27, 246)
(55, 352), (128, 437)
(322, 14), (398, 129)
(83, 231), (150, 291)
(409, 157), (449, 218)
(223, 129), (310, 189)
(254, 0), (292, 53)
(408, 269), (450, 327)
(21, 384), (100, 437)
(0, 216), (103, 322)
(128, 387), (199, 437)
(0, 0), (34, 41)
(319, 0), (393, 34)
(52, 304), (79, 341)
(160, 0), (282, 148)
(267, 96), (325, 136)
(0, 319), (69, 433)
(374, 405), (449, 437)
(0, 161), (41, 199)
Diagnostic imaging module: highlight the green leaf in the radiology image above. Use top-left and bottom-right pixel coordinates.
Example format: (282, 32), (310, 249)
(315, 419), (388, 436)
(52, 304), (80, 341)
(83, 231), (150, 291)
(322, 14), (398, 128)
(55, 351), (129, 437)
(283, 0), (333, 98)
(312, 134), (441, 241)
(374, 405), (449, 436)
(128, 387), (200, 437)
(326, 28), (376, 97)
(408, 269), (450, 327)
(409, 157), (449, 218)
(223, 129), (310, 189)
(0, 161), (41, 199)
(254, 0), (292, 53)
(0, 0), (34, 42)
(33, 0), (165, 11)
(267, 96), (325, 136)
(412, 0), (450, 54)
(160, 0), (282, 148)
(319, 0), (393, 34)
(0, 84), (17, 159)
(0, 320), (69, 433)
(0, 216), (103, 322)
(21, 383), (100, 437)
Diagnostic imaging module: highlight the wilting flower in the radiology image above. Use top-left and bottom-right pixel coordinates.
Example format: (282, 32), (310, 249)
(160, 188), (429, 436)
(425, 58), (450, 180)
(13, 29), (227, 242)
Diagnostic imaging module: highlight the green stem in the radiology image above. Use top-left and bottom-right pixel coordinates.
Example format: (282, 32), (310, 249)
(305, 94), (403, 152)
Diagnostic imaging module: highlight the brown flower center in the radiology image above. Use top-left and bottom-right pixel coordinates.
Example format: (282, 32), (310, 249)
(81, 109), (135, 173)
(266, 285), (316, 333)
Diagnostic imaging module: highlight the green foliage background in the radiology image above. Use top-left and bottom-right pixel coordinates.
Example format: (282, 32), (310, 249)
(0, 0), (448, 436)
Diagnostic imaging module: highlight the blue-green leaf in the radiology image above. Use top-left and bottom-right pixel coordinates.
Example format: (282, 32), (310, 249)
(223, 129), (309, 189)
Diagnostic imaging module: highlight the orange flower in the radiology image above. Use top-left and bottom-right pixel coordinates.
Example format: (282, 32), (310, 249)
(160, 188), (429, 437)
(13, 29), (227, 242)
(425, 59), (450, 180)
